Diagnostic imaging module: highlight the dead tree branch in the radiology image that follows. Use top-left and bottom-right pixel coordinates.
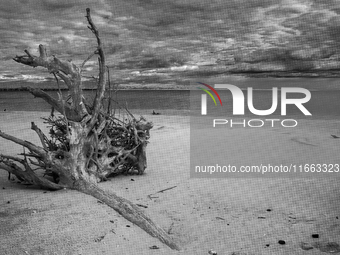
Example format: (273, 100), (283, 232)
(0, 154), (66, 190)
(77, 179), (181, 250)
(14, 45), (88, 120)
(85, 8), (107, 130)
(1, 8), (179, 251)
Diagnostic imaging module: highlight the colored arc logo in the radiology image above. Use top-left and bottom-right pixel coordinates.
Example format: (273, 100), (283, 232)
(197, 82), (223, 106)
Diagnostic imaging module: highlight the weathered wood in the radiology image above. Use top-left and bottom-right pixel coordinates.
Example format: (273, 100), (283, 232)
(27, 87), (82, 121)
(85, 7), (107, 131)
(14, 46), (88, 120)
(0, 8), (180, 251)
(31, 122), (50, 150)
(76, 178), (181, 250)
(0, 130), (46, 156)
(0, 154), (66, 190)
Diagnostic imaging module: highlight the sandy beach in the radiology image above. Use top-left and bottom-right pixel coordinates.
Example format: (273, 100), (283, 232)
(1, 111), (340, 255)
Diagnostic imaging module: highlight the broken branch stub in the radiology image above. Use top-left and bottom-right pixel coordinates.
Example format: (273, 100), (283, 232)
(14, 44), (87, 120)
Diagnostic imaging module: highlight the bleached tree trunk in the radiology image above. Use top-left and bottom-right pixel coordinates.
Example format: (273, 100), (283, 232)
(0, 8), (180, 251)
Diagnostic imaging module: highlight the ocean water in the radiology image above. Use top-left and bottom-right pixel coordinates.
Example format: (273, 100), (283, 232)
(0, 77), (339, 119)
(0, 89), (190, 113)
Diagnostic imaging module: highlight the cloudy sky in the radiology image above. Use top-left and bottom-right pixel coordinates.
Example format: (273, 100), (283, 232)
(1, 0), (340, 81)
(1, 0), (125, 79)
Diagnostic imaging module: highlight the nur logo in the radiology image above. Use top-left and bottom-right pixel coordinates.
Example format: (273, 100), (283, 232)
(197, 82), (223, 115)
(199, 83), (312, 116)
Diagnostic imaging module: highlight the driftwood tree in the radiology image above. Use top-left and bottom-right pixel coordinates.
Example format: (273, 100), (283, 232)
(0, 8), (180, 251)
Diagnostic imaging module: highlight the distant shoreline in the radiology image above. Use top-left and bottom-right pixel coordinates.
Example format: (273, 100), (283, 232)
(0, 87), (191, 91)
(230, 71), (340, 78)
(1, 70), (340, 91)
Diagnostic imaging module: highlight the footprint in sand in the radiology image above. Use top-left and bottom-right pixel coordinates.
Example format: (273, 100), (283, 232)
(290, 137), (318, 147)
(301, 241), (340, 253)
(313, 241), (340, 253)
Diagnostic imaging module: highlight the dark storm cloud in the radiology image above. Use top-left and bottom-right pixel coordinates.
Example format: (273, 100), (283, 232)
(1, 0), (340, 78)
(0, 0), (113, 58)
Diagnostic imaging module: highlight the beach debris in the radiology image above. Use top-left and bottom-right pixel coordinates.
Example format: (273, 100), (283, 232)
(167, 222), (174, 234)
(313, 241), (340, 253)
(208, 250), (217, 255)
(287, 214), (315, 224)
(136, 203), (148, 208)
(154, 126), (165, 130)
(94, 235), (105, 242)
(215, 216), (225, 221)
(147, 195), (159, 200)
(147, 186), (177, 200)
(152, 110), (160, 115)
(278, 240), (286, 245)
(156, 185), (177, 193)
(300, 242), (314, 250)
(0, 8), (180, 251)
(149, 245), (160, 249)
(312, 234), (319, 238)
